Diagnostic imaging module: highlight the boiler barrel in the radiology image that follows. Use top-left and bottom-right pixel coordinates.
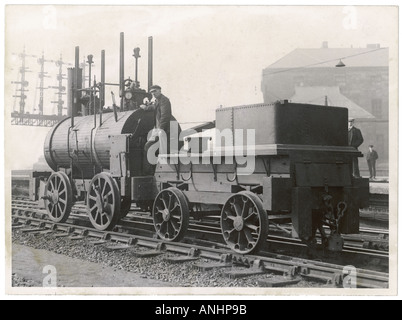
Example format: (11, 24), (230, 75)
(44, 109), (154, 179)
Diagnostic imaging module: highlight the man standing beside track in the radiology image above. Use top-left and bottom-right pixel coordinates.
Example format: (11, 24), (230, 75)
(348, 118), (364, 178)
(366, 145), (379, 180)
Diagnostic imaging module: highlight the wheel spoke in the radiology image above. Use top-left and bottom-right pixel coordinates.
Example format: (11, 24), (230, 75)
(241, 199), (251, 218)
(223, 209), (236, 221)
(57, 177), (63, 191)
(49, 203), (55, 216)
(244, 229), (255, 244)
(245, 223), (259, 232)
(50, 179), (55, 192)
(57, 203), (63, 217)
(54, 203), (60, 218)
(101, 181), (108, 197)
(170, 218), (180, 231)
(237, 231), (242, 246)
(102, 211), (111, 225)
(161, 198), (169, 211)
(160, 221), (168, 235)
(233, 202), (242, 217)
(103, 190), (113, 201)
(170, 203), (180, 213)
(171, 213), (182, 220)
(244, 210), (257, 221)
(224, 228), (237, 238)
(168, 193), (173, 210)
(93, 211), (100, 224)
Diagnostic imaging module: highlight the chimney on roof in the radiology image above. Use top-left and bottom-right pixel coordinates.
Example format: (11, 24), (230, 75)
(367, 43), (381, 49)
(322, 41), (328, 49)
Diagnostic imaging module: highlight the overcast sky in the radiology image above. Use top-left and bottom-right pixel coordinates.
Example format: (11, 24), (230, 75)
(3, 4), (398, 170)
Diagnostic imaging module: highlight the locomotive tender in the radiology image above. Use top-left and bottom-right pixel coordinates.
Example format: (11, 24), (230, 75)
(40, 33), (369, 254)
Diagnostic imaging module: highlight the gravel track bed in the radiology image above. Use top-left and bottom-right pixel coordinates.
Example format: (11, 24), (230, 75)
(12, 273), (40, 287)
(12, 229), (322, 288)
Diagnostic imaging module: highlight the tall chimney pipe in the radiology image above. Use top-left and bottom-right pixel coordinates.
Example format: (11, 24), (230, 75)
(120, 32), (124, 111)
(100, 49), (105, 125)
(148, 36), (153, 91)
(72, 46), (80, 127)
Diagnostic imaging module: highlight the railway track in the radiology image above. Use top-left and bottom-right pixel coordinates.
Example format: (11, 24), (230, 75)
(11, 199), (389, 289)
(11, 198), (390, 252)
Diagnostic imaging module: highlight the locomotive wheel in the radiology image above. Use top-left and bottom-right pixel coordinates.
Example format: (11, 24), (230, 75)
(221, 191), (269, 254)
(153, 188), (189, 242)
(120, 197), (132, 219)
(44, 172), (73, 223)
(87, 173), (121, 231)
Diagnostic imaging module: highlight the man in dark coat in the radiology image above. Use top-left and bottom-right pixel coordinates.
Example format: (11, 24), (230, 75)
(348, 118), (364, 178)
(366, 145), (379, 179)
(140, 85), (180, 174)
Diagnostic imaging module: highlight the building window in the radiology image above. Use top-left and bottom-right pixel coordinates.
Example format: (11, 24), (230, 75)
(371, 98), (382, 118)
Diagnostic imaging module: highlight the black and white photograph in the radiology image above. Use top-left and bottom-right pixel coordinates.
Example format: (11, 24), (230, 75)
(2, 3), (399, 298)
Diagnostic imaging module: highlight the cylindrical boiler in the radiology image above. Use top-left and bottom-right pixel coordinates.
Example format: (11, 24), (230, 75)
(44, 109), (154, 179)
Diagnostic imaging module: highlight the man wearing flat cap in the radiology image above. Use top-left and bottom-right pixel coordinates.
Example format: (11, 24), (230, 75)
(140, 85), (179, 174)
(348, 118), (364, 178)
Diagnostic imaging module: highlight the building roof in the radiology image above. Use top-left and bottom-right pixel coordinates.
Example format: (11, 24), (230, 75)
(266, 47), (389, 69)
(290, 86), (375, 119)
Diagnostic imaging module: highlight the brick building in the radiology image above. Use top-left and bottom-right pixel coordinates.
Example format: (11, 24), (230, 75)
(261, 43), (389, 176)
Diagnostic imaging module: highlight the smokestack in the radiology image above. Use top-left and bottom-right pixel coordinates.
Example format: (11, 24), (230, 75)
(101, 50), (105, 108)
(322, 41), (328, 49)
(120, 32), (124, 110)
(148, 36), (153, 91)
(71, 46), (81, 126)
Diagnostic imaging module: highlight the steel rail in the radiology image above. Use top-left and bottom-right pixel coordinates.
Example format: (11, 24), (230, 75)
(11, 205), (389, 289)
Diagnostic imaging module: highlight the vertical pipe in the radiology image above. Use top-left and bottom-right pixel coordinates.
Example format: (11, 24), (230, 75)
(72, 46), (79, 128)
(92, 79), (96, 126)
(100, 50), (105, 125)
(120, 32), (124, 111)
(87, 54), (94, 115)
(67, 68), (73, 117)
(135, 56), (138, 85)
(148, 36), (153, 91)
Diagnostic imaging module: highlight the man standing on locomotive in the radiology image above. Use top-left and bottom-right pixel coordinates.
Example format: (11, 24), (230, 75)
(140, 85), (179, 175)
(348, 118), (364, 178)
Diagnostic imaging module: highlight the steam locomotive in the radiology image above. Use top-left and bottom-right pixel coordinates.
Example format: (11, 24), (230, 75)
(39, 33), (369, 254)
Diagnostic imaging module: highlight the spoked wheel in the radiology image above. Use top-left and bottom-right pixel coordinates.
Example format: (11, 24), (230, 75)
(44, 172), (73, 223)
(153, 187), (189, 241)
(120, 197), (132, 219)
(87, 172), (121, 231)
(221, 191), (269, 254)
